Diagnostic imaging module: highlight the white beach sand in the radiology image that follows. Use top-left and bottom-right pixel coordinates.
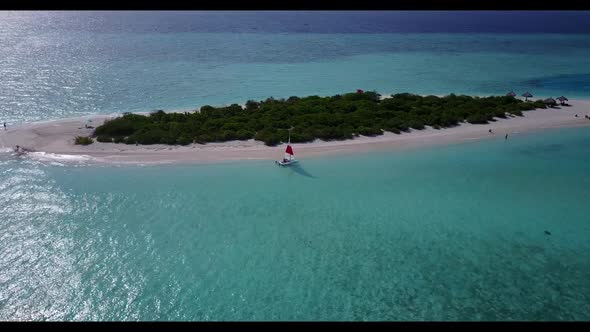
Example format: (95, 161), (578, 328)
(1, 100), (590, 165)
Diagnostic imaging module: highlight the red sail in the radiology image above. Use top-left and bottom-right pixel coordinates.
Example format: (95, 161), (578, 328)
(285, 145), (294, 155)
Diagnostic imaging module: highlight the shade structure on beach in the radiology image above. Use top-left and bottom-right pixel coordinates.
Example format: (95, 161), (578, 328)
(506, 91), (516, 97)
(543, 98), (557, 106)
(557, 96), (569, 105)
(522, 91), (533, 101)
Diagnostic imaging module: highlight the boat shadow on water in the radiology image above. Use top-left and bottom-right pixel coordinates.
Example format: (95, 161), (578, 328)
(286, 162), (316, 179)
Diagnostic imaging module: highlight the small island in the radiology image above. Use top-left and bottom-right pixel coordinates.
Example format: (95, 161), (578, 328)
(2, 91), (587, 165)
(88, 92), (548, 147)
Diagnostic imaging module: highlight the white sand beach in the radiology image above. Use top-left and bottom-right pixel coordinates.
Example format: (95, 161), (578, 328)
(1, 100), (590, 165)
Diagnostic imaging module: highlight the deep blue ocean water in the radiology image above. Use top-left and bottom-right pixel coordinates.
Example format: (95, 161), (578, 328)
(1, 11), (590, 321)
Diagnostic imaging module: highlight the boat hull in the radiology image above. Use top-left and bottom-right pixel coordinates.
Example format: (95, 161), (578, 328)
(275, 159), (298, 166)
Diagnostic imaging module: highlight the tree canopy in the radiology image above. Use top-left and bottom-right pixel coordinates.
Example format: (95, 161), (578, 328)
(93, 91), (546, 146)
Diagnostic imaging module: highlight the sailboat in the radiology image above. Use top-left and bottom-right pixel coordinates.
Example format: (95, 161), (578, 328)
(275, 129), (298, 166)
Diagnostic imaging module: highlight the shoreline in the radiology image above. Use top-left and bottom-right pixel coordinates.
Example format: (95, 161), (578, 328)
(1, 100), (590, 165)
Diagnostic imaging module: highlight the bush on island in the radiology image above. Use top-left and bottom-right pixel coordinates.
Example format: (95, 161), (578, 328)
(113, 136), (125, 144)
(466, 113), (489, 124)
(74, 136), (93, 145)
(177, 136), (193, 146)
(93, 91), (546, 147)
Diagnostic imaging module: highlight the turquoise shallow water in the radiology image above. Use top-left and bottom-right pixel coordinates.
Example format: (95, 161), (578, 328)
(2, 11), (590, 321)
(1, 126), (589, 321)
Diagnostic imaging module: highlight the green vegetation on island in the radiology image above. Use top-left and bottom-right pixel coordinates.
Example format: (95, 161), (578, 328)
(92, 92), (548, 146)
(74, 136), (94, 145)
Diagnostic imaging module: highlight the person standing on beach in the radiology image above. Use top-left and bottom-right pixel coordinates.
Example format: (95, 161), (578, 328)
(505, 134), (508, 140)
(3, 122), (6, 130)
